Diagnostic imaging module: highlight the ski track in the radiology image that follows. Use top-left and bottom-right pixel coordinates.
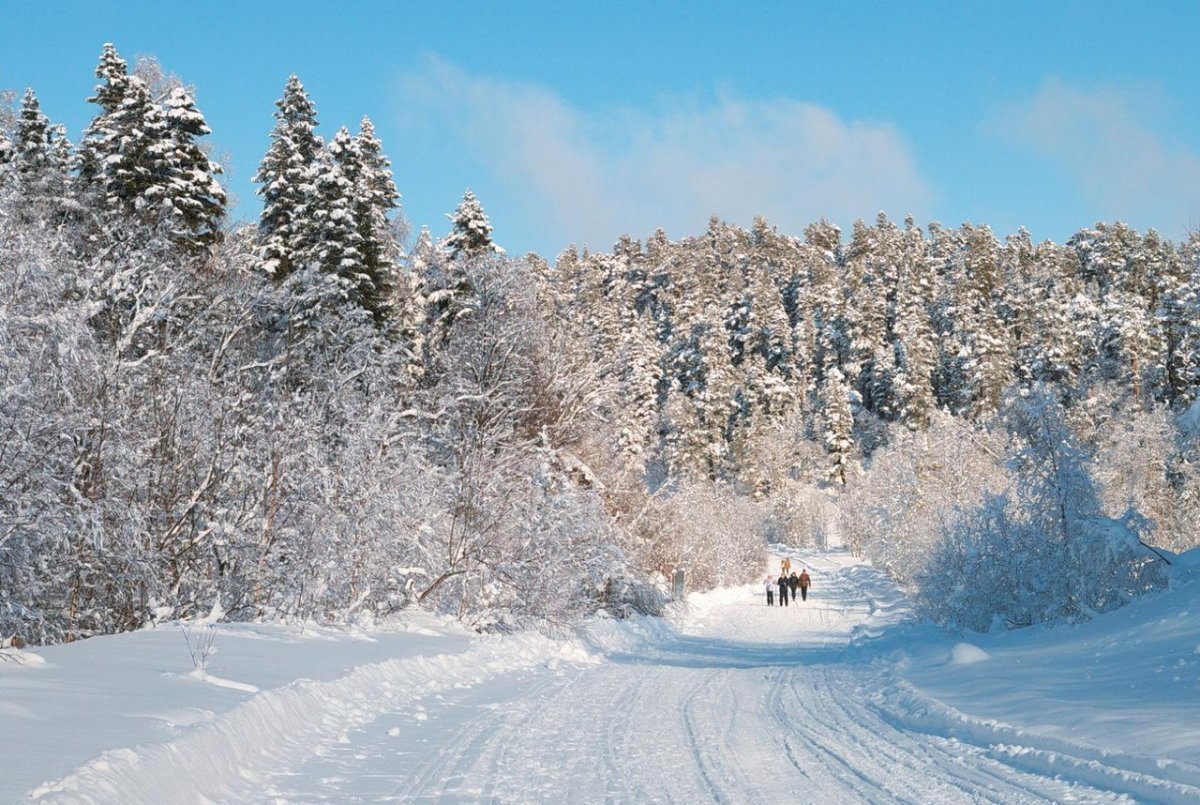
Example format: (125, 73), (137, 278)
(35, 550), (1193, 803)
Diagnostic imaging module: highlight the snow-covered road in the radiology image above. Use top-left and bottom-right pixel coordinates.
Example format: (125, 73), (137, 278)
(21, 549), (1200, 803)
(256, 553), (1137, 803)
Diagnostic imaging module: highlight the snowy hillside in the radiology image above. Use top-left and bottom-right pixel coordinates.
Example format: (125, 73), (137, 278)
(5, 548), (1198, 802)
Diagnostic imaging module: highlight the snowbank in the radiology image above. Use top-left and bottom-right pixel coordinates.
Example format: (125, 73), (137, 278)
(30, 630), (591, 803)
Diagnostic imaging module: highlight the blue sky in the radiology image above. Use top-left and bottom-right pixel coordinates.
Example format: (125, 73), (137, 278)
(2, 1), (1199, 257)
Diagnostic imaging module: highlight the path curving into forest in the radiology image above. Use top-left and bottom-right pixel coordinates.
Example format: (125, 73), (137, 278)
(254, 551), (1173, 803)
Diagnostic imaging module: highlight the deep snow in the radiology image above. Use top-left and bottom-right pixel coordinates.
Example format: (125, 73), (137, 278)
(3, 549), (1198, 803)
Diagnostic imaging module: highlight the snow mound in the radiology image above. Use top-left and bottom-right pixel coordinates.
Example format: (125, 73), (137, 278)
(0, 649), (46, 668)
(30, 632), (591, 803)
(949, 643), (990, 665)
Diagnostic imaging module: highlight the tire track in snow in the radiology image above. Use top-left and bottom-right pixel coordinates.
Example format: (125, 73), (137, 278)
(769, 665), (1125, 804)
(598, 668), (650, 800)
(392, 671), (566, 802)
(678, 671), (736, 802)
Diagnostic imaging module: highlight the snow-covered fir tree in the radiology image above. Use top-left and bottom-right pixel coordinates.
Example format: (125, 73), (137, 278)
(11, 88), (72, 206)
(75, 43), (132, 195)
(160, 86), (225, 252)
(254, 74), (322, 280)
(299, 146), (363, 310)
(329, 117), (401, 323)
(443, 188), (504, 259)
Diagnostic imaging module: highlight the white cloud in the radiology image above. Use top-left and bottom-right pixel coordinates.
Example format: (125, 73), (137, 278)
(997, 78), (1200, 236)
(397, 55), (930, 251)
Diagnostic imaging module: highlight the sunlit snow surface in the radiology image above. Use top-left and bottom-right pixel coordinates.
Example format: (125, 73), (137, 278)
(5, 549), (1199, 802)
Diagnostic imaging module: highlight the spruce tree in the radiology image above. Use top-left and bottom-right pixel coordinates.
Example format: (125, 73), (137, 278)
(424, 190), (504, 342)
(76, 43), (132, 195)
(105, 78), (171, 215)
(306, 147), (363, 300)
(10, 89), (71, 215)
(329, 117), (400, 323)
(443, 188), (503, 259)
(161, 87), (225, 252)
(254, 75), (322, 280)
(14, 89), (53, 174)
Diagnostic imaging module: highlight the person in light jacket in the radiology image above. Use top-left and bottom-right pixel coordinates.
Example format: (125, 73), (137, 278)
(765, 576), (774, 606)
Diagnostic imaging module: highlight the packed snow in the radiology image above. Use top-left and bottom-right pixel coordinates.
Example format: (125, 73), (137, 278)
(3, 547), (1198, 802)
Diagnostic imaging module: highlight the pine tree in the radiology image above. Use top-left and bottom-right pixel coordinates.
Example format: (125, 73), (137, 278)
(892, 217), (937, 429)
(742, 235), (795, 418)
(614, 308), (664, 470)
(306, 147), (362, 300)
(254, 75), (322, 280)
(1016, 240), (1086, 392)
(12, 88), (71, 204)
(846, 214), (901, 419)
(819, 366), (856, 485)
(160, 87), (225, 252)
(106, 79), (173, 217)
(443, 188), (503, 259)
(958, 224), (1014, 419)
(1164, 233), (1200, 404)
(804, 219), (845, 387)
(75, 43), (133, 194)
(664, 313), (736, 481)
(329, 117), (400, 322)
(14, 89), (53, 173)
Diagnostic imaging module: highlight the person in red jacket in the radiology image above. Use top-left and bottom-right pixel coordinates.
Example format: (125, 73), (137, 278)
(798, 569), (811, 602)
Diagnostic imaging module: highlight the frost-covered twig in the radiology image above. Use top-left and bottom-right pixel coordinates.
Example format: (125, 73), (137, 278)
(180, 623), (217, 674)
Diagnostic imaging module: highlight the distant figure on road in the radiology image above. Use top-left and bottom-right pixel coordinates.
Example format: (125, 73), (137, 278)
(799, 569), (811, 602)
(765, 576), (774, 606)
(781, 556), (791, 575)
(788, 571), (799, 603)
(778, 574), (789, 607)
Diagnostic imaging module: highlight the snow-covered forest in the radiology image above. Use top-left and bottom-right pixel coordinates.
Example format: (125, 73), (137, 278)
(2, 44), (1196, 645)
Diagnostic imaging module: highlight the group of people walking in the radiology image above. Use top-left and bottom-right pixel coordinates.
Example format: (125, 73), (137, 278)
(765, 556), (810, 606)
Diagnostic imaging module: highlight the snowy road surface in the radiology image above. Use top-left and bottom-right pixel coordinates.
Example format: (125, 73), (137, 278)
(22, 550), (1200, 803)
(252, 553), (1175, 803)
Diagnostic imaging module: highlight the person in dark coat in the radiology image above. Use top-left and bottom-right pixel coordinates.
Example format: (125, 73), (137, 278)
(798, 569), (811, 601)
(777, 574), (789, 607)
(788, 571), (799, 602)
(765, 576), (774, 606)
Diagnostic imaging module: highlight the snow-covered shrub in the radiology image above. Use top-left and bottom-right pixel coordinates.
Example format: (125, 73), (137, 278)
(1088, 403), (1200, 554)
(634, 481), (767, 591)
(915, 387), (1170, 631)
(841, 410), (1007, 583)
